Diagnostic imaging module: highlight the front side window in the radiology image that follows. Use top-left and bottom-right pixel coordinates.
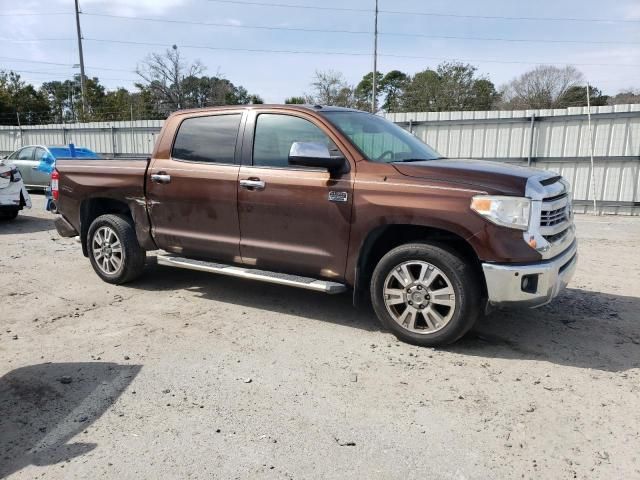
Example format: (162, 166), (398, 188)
(17, 147), (35, 161)
(253, 114), (336, 168)
(323, 111), (441, 163)
(172, 114), (242, 164)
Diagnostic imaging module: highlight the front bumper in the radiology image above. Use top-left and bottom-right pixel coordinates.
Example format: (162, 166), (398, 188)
(482, 240), (577, 308)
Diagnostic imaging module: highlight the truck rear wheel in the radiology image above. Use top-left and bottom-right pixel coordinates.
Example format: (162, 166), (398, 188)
(87, 214), (146, 284)
(370, 242), (481, 347)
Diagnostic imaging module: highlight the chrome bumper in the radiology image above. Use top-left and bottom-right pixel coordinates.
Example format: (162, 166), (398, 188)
(482, 241), (577, 308)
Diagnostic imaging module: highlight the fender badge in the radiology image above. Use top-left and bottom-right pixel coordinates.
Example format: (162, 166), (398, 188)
(328, 191), (348, 203)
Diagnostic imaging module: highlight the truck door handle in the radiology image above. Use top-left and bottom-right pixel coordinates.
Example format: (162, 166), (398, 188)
(151, 173), (171, 184)
(239, 179), (265, 190)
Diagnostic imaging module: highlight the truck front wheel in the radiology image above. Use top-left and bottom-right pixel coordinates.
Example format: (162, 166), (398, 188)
(87, 214), (146, 284)
(371, 242), (481, 347)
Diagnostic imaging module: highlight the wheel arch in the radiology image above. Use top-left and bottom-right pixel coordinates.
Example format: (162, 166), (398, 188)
(353, 223), (486, 307)
(80, 198), (132, 256)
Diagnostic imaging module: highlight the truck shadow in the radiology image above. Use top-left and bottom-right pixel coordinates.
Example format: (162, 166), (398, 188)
(133, 262), (639, 373)
(0, 213), (55, 235)
(0, 362), (141, 479)
(454, 288), (640, 373)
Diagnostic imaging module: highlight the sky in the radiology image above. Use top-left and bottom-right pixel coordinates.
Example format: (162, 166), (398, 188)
(1, 0), (640, 104)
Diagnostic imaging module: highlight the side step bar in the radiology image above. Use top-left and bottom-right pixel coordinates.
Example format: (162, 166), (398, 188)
(156, 254), (348, 294)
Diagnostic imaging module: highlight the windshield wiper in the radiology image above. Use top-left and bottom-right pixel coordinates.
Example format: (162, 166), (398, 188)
(391, 158), (433, 163)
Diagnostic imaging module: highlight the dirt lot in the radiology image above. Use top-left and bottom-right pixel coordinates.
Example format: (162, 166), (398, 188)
(1, 195), (639, 480)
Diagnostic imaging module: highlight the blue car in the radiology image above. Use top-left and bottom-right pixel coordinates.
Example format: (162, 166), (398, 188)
(8, 144), (100, 190)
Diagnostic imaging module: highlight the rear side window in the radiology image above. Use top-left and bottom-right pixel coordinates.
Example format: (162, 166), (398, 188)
(172, 114), (242, 164)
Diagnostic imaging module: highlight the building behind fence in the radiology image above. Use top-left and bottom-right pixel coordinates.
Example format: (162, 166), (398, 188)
(1, 104), (639, 214)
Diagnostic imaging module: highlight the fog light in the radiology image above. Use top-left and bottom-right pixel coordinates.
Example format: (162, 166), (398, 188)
(521, 274), (539, 294)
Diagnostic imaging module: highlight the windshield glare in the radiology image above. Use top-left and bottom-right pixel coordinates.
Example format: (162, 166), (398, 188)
(322, 111), (441, 163)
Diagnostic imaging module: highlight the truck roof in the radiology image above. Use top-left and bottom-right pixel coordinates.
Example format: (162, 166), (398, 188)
(168, 104), (366, 117)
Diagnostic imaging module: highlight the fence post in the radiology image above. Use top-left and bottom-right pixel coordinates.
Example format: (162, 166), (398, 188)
(16, 113), (23, 148)
(110, 126), (116, 156)
(527, 114), (536, 166)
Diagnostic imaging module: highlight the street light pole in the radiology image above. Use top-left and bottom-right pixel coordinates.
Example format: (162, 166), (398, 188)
(74, 0), (87, 114)
(371, 0), (378, 113)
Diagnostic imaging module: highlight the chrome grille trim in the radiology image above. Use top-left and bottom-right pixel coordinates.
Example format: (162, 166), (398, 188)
(525, 174), (575, 260)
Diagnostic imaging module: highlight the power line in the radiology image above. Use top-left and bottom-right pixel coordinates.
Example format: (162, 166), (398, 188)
(207, 0), (640, 24)
(82, 12), (640, 46)
(0, 37), (74, 43)
(0, 56), (134, 73)
(3, 68), (137, 82)
(208, 0), (369, 13)
(82, 12), (371, 35)
(82, 37), (640, 68)
(0, 12), (72, 17)
(2, 36), (638, 69)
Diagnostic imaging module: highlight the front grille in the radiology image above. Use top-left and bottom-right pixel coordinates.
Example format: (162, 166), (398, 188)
(543, 229), (568, 243)
(540, 205), (569, 227)
(539, 190), (571, 243)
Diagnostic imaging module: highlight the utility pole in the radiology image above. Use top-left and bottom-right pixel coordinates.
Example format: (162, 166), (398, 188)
(371, 0), (378, 113)
(74, 0), (87, 114)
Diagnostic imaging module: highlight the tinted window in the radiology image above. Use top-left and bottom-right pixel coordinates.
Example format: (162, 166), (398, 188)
(17, 147), (35, 160)
(172, 114), (242, 164)
(253, 114), (335, 168)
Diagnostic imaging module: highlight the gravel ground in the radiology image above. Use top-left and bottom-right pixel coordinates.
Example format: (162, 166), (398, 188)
(1, 195), (639, 480)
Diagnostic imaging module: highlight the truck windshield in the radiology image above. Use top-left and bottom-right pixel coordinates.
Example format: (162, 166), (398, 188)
(322, 111), (442, 163)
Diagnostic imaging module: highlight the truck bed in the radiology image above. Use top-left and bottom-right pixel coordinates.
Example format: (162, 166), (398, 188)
(55, 157), (155, 251)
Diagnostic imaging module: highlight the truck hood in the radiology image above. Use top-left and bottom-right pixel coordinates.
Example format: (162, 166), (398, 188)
(392, 159), (556, 196)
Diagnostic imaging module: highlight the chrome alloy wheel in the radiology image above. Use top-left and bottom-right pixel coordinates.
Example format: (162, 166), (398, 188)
(92, 226), (123, 275)
(383, 261), (456, 334)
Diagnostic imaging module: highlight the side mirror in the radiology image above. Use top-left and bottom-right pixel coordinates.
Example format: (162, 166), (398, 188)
(288, 142), (345, 173)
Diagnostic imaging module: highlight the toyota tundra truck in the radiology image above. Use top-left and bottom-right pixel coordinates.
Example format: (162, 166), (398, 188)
(52, 105), (577, 347)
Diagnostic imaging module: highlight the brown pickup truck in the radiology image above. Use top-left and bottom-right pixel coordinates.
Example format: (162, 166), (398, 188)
(53, 105), (577, 346)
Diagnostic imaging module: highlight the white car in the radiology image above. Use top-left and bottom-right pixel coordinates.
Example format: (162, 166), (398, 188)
(0, 159), (31, 220)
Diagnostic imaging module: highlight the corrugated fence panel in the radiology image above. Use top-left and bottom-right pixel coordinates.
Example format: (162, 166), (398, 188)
(1, 108), (639, 213)
(387, 105), (640, 213)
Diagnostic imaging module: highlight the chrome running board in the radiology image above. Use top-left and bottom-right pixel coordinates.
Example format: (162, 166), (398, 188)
(156, 254), (348, 294)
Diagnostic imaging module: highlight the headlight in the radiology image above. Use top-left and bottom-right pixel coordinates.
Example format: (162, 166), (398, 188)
(470, 196), (531, 230)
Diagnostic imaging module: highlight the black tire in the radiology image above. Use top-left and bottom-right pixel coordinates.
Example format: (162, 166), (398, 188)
(87, 214), (146, 284)
(371, 242), (481, 347)
(0, 209), (19, 220)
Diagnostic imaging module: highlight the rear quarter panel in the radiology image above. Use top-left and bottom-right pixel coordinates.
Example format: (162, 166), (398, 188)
(56, 158), (154, 249)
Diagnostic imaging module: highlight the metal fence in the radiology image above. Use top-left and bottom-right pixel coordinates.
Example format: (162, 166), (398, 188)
(1, 105), (639, 214)
(385, 104), (640, 215)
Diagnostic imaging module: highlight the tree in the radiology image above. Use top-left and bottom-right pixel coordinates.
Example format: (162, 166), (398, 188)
(556, 85), (609, 108)
(469, 79), (500, 110)
(400, 62), (497, 112)
(307, 70), (355, 108)
(353, 71), (384, 111)
(499, 65), (584, 109)
(284, 96), (306, 104)
(380, 70), (409, 112)
(608, 90), (640, 105)
(0, 71), (51, 125)
(136, 45), (205, 115)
